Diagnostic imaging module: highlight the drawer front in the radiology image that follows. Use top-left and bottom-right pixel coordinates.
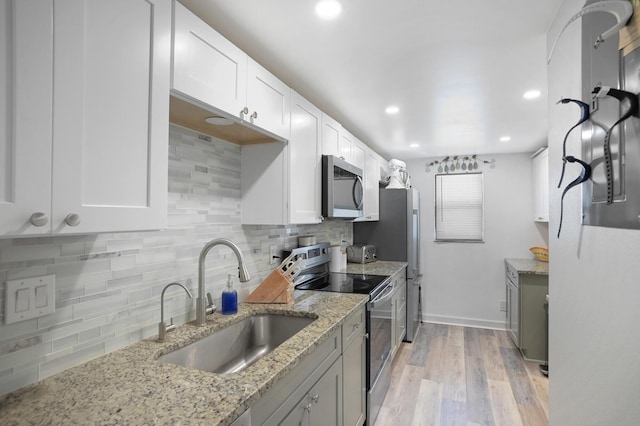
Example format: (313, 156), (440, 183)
(342, 306), (365, 349)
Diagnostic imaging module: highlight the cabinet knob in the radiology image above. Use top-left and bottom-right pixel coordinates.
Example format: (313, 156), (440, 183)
(311, 394), (320, 404)
(29, 212), (49, 227)
(250, 111), (258, 120)
(64, 213), (81, 227)
(240, 107), (249, 118)
(304, 403), (312, 412)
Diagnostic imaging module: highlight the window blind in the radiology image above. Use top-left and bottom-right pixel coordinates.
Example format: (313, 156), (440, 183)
(435, 173), (484, 242)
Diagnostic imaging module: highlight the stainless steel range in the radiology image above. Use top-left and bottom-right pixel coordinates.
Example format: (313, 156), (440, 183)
(288, 242), (394, 425)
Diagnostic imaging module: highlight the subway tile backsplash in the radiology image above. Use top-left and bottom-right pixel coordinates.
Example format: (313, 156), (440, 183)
(0, 125), (351, 396)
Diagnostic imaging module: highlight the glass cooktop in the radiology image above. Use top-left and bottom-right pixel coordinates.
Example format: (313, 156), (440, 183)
(295, 272), (389, 296)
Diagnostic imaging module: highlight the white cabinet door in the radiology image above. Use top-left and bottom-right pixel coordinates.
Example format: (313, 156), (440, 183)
(532, 148), (549, 222)
(172, 2), (247, 119)
(52, 0), (170, 233)
(289, 91), (322, 224)
(247, 58), (291, 140)
(242, 92), (321, 225)
(322, 113), (342, 158)
(350, 139), (365, 171)
(241, 142), (286, 225)
(354, 149), (380, 222)
(0, 1), (53, 236)
(339, 129), (354, 164)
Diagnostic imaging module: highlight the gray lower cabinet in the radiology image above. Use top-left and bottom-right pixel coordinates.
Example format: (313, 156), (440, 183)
(505, 262), (548, 362)
(342, 307), (366, 426)
(248, 306), (365, 426)
(280, 359), (343, 426)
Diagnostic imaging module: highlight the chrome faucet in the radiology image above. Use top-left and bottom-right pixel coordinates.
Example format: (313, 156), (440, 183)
(158, 282), (193, 342)
(196, 238), (251, 326)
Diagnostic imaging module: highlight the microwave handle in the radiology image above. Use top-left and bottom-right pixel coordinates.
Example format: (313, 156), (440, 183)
(353, 175), (364, 209)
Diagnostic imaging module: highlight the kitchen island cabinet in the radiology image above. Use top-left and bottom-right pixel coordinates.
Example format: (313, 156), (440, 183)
(0, 0), (171, 237)
(505, 258), (549, 362)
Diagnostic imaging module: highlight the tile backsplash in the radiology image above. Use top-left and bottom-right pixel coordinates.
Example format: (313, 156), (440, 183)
(0, 125), (352, 396)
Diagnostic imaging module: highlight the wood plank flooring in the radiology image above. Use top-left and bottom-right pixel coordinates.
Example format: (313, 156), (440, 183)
(374, 323), (548, 426)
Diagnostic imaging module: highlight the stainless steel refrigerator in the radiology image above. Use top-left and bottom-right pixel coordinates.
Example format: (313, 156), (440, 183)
(353, 187), (421, 342)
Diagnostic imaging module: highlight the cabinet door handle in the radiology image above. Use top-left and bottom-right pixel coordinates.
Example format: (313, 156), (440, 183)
(65, 213), (81, 227)
(250, 111), (258, 120)
(30, 212), (49, 227)
(240, 107), (249, 118)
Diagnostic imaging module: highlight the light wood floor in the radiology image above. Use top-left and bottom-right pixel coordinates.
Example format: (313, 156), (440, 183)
(374, 323), (548, 426)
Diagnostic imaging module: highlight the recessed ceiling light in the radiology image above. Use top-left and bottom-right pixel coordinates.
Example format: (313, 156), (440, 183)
(410, 143), (419, 148)
(385, 105), (399, 114)
(315, 0), (342, 19)
(500, 136), (511, 142)
(523, 89), (542, 100)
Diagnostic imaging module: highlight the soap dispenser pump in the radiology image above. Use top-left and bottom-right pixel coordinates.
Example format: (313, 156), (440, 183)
(221, 274), (238, 315)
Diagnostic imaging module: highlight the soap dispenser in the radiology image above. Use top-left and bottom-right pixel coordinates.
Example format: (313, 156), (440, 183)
(221, 274), (238, 315)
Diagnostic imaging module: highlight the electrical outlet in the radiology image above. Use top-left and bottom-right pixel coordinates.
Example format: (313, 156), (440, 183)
(499, 301), (507, 312)
(269, 246), (277, 265)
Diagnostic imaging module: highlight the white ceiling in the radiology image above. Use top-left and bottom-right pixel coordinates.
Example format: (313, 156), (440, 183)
(180, 0), (564, 161)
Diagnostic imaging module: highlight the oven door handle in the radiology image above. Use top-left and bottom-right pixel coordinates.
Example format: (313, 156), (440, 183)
(369, 282), (394, 309)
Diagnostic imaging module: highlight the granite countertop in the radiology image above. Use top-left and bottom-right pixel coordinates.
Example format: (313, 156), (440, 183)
(344, 260), (407, 276)
(0, 290), (368, 425)
(505, 258), (549, 275)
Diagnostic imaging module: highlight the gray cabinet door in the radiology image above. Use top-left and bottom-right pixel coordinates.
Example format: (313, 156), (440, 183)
(309, 358), (343, 426)
(343, 334), (366, 426)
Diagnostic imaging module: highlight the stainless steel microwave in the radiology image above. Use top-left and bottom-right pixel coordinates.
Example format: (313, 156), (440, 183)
(322, 155), (364, 219)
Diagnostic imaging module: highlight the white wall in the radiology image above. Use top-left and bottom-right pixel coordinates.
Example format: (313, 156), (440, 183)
(0, 125), (351, 396)
(547, 1), (640, 425)
(406, 154), (547, 329)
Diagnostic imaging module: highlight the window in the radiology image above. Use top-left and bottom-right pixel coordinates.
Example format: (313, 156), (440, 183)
(435, 173), (484, 242)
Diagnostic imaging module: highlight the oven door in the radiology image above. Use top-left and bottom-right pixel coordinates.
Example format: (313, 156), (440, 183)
(367, 280), (394, 424)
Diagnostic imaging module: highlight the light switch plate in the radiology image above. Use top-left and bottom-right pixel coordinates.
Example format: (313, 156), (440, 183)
(4, 275), (56, 325)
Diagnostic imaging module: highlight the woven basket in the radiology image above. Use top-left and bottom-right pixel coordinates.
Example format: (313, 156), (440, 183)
(529, 247), (549, 262)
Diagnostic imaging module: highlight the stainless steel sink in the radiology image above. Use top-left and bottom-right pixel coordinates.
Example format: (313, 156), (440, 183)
(158, 314), (316, 374)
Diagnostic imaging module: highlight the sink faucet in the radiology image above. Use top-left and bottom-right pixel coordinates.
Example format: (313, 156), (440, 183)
(158, 282), (193, 342)
(196, 238), (251, 326)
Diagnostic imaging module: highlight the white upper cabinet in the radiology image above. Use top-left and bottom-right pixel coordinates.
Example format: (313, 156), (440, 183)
(288, 91), (322, 224)
(0, 1), (53, 237)
(172, 3), (290, 141)
(172, 1), (247, 118)
(246, 58), (291, 140)
(241, 91), (321, 225)
(321, 113), (343, 158)
(351, 137), (366, 172)
(532, 148), (549, 222)
(0, 0), (171, 237)
(339, 129), (355, 165)
(354, 147), (381, 222)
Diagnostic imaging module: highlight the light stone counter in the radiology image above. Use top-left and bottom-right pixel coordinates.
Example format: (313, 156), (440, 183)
(345, 260), (407, 276)
(505, 258), (549, 275)
(0, 291), (367, 425)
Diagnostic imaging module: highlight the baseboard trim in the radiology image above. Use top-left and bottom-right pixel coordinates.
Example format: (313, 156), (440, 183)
(420, 314), (506, 331)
